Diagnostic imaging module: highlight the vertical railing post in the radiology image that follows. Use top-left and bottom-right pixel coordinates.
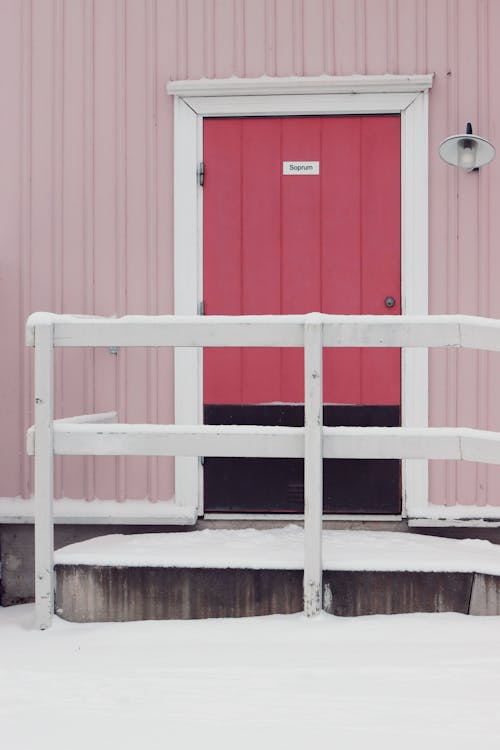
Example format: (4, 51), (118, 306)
(303, 313), (323, 617)
(34, 322), (55, 629)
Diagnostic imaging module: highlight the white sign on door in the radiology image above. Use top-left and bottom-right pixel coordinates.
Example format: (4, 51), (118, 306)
(283, 161), (320, 175)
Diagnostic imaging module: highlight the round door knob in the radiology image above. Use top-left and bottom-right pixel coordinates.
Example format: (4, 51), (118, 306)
(384, 296), (396, 309)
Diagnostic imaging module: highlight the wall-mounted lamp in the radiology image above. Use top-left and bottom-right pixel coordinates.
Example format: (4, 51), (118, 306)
(439, 123), (495, 172)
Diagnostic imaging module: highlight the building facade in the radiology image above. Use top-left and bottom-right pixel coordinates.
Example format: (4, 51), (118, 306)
(1, 0), (500, 549)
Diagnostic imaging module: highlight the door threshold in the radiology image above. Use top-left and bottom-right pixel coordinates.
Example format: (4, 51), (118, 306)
(203, 513), (404, 522)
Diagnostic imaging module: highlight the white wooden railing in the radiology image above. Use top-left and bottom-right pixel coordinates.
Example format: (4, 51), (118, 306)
(26, 312), (500, 629)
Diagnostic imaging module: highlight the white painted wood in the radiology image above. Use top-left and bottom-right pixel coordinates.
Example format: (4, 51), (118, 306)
(174, 98), (201, 509)
(46, 421), (500, 464)
(195, 115), (205, 514)
(321, 315), (460, 348)
(303, 316), (323, 618)
(51, 317), (304, 347)
(323, 427), (460, 460)
(183, 93), (418, 118)
(0, 498), (400, 524)
(167, 74), (434, 98)
(460, 317), (500, 352)
(26, 426), (34, 456)
(33, 322), (54, 630)
(26, 412), (118, 455)
(169, 78), (432, 519)
(29, 312), (500, 351)
(44, 421), (500, 463)
(0, 498), (198, 525)
(401, 86), (429, 520)
(408, 502), (500, 521)
(173, 98), (200, 319)
(409, 518), (500, 527)
(203, 514), (404, 522)
(52, 423), (305, 458)
(460, 430), (500, 464)
(55, 411), (118, 423)
(27, 308), (500, 631)
(26, 311), (500, 347)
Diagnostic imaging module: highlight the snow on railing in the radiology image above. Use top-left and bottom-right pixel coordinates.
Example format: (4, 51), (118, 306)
(26, 312), (500, 629)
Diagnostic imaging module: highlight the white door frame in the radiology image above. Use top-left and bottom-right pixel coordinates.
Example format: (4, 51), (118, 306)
(168, 74), (433, 519)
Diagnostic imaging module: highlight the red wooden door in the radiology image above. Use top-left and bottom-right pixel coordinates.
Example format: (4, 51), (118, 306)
(203, 116), (401, 514)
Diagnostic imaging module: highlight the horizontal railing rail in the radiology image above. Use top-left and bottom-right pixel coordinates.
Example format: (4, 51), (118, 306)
(26, 311), (500, 350)
(26, 312), (500, 629)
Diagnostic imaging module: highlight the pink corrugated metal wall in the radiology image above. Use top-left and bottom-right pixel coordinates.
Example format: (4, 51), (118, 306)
(1, 0), (500, 507)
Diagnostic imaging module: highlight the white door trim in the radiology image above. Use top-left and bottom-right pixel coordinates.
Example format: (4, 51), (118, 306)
(169, 74), (432, 518)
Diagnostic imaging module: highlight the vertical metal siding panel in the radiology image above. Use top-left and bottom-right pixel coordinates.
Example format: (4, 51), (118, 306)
(443, 0), (460, 505)
(204, 0), (216, 78)
(93, 0), (118, 500)
(332, 0), (357, 75)
(52, 0), (64, 500)
(427, 0), (453, 505)
(60, 0), (87, 500)
(364, 0), (388, 74)
(233, 0), (245, 76)
(485, 0), (500, 504)
(20, 0), (33, 499)
(302, 0), (325, 76)
(29, 1), (56, 506)
(115, 0), (127, 501)
(244, 0), (267, 76)
(28, 0), (59, 499)
(146, 0), (159, 501)
(292, 0), (304, 75)
(425, 0), (500, 508)
(186, 0), (206, 79)
(214, 0), (236, 76)
(176, 0), (188, 79)
(396, 0), (417, 74)
(82, 0), (96, 502)
(156, 0), (177, 501)
(275, 0), (295, 75)
(0, 1), (23, 496)
(415, 0), (427, 74)
(265, 0), (277, 76)
(124, 0), (149, 498)
(322, 0), (335, 74)
(455, 0), (480, 504)
(354, 0), (366, 74)
(386, 0), (398, 73)
(30, 0), (54, 314)
(476, 0), (489, 505)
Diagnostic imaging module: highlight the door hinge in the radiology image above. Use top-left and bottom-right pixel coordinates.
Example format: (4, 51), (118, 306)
(198, 300), (205, 315)
(198, 161), (205, 187)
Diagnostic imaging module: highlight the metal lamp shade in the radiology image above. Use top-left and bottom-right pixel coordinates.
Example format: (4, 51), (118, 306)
(439, 133), (495, 171)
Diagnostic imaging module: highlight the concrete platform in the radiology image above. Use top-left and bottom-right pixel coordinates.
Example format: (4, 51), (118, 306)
(53, 528), (500, 621)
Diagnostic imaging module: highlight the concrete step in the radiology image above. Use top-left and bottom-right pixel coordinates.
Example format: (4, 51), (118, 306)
(53, 528), (500, 622)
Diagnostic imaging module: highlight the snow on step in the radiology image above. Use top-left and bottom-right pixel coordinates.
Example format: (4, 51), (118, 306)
(54, 526), (500, 576)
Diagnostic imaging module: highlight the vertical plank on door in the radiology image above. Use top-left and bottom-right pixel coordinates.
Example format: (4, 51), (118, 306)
(241, 119), (282, 403)
(204, 118), (243, 403)
(360, 115), (401, 406)
(321, 116), (362, 404)
(281, 117), (322, 402)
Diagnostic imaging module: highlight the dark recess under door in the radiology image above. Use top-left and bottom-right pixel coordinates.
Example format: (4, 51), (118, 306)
(203, 404), (401, 514)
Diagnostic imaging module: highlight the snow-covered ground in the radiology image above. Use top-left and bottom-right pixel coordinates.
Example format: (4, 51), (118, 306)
(2, 604), (500, 750)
